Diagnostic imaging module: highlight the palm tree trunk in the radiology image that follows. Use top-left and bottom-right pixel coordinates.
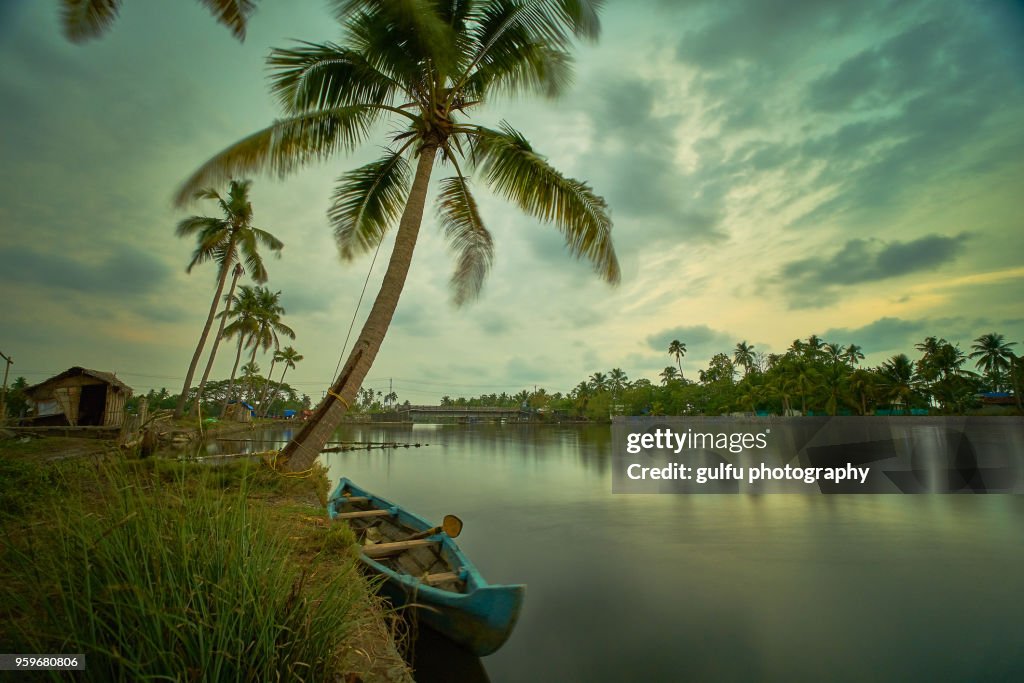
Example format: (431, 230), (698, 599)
(174, 237), (237, 418)
(244, 344), (259, 404)
(280, 146), (438, 471)
(191, 264), (242, 417)
(221, 335), (246, 417)
(257, 359), (278, 417)
(273, 364), (292, 415)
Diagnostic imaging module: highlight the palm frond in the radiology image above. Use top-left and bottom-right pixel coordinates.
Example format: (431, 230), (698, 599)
(249, 227), (284, 253)
(196, 0), (258, 41)
(173, 106), (381, 206)
(328, 149), (412, 260)
(60, 0), (122, 43)
(469, 122), (619, 284)
(558, 0), (603, 40)
(60, 0), (259, 43)
(269, 41), (401, 113)
(466, 34), (572, 100)
(175, 216), (226, 238)
(238, 231), (270, 283)
(437, 175), (493, 306)
(332, 0), (461, 77)
(455, 0), (593, 101)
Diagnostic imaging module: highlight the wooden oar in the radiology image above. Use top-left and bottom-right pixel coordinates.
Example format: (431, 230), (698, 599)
(405, 514), (463, 541)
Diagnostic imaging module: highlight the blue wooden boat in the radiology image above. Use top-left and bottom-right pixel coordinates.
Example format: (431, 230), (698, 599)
(327, 478), (525, 656)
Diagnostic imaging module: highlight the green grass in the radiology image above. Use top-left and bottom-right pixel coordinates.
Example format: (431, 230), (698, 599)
(0, 457), (376, 681)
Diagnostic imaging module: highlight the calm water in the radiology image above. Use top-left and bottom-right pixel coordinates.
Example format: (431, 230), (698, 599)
(220, 423), (1024, 682)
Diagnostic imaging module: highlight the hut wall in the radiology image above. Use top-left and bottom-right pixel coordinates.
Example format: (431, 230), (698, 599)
(104, 389), (126, 427)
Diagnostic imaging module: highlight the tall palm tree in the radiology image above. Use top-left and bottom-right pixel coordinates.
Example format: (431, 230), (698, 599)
(220, 285), (262, 413)
(969, 332), (1017, 391)
(242, 288), (295, 403)
(265, 346), (304, 416)
(822, 342), (843, 365)
(843, 344), (864, 366)
(668, 340), (687, 378)
(60, 0), (259, 43)
(173, 180), (283, 418)
(608, 368), (628, 397)
(256, 351), (282, 416)
(879, 353), (919, 413)
(219, 285), (294, 413)
(589, 372), (609, 393)
(190, 263), (244, 417)
(805, 334), (824, 359)
(175, 1), (616, 471)
(240, 361), (261, 404)
(733, 341), (755, 376)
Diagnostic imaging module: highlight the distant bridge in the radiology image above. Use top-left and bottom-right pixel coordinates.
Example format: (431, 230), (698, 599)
(397, 405), (527, 422)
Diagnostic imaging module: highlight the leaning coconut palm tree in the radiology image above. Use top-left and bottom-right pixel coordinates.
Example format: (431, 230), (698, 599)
(60, 0), (259, 43)
(191, 263), (243, 417)
(174, 0), (617, 471)
(173, 179), (283, 418)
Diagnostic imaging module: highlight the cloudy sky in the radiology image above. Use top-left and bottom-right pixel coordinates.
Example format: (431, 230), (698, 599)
(1, 0), (1022, 402)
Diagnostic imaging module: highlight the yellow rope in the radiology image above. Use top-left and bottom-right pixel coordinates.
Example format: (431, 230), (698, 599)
(326, 389), (350, 409)
(262, 389), (350, 479)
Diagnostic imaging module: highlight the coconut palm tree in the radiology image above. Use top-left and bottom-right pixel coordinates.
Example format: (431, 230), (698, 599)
(240, 361), (261, 404)
(969, 332), (1017, 391)
(879, 353), (919, 413)
(60, 0), (259, 43)
(659, 366), (679, 386)
(190, 262), (244, 417)
(843, 344), (864, 366)
(589, 372), (609, 393)
(173, 180), (283, 418)
(175, 0), (616, 471)
(668, 340), (687, 378)
(822, 342), (843, 366)
(219, 285), (293, 413)
(608, 368), (628, 397)
(733, 341), (755, 376)
(805, 334), (824, 360)
(264, 346), (304, 415)
(219, 286), (261, 413)
(241, 288), (295, 403)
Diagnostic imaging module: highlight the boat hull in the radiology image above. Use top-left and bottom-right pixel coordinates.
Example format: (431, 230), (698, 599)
(328, 478), (525, 657)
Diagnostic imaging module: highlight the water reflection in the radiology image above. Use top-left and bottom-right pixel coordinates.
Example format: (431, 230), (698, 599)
(200, 422), (1024, 682)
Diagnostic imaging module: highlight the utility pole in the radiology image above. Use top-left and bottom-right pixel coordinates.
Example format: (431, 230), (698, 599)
(0, 351), (12, 426)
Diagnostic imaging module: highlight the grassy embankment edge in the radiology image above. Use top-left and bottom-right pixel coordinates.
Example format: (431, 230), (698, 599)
(0, 439), (412, 682)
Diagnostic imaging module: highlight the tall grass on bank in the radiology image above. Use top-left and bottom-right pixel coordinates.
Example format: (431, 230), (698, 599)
(2, 461), (362, 681)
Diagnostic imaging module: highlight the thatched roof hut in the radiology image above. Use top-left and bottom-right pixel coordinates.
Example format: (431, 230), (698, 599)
(24, 367), (133, 427)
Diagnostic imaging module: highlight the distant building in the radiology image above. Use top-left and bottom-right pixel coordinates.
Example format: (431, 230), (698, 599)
(24, 367), (132, 427)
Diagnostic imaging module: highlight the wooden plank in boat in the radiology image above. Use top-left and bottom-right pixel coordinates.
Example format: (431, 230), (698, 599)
(363, 538), (439, 559)
(335, 509), (393, 520)
(423, 572), (459, 585)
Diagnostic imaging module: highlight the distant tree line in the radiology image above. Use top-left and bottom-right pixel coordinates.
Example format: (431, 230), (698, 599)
(431, 332), (1022, 420)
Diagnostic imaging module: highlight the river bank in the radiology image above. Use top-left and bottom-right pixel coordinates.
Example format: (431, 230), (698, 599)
(0, 435), (413, 682)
